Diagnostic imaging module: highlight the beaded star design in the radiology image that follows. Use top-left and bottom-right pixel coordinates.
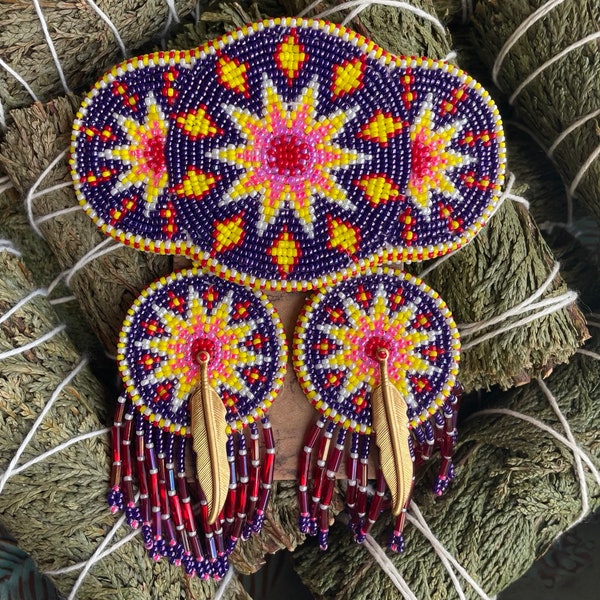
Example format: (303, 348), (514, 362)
(294, 269), (460, 433)
(118, 269), (287, 434)
(71, 18), (506, 290)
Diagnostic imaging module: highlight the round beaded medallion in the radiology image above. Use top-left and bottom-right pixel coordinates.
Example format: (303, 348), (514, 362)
(293, 269), (460, 433)
(118, 269), (287, 434)
(71, 18), (506, 291)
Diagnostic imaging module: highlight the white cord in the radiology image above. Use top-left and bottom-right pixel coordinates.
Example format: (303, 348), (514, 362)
(492, 0), (566, 87)
(31, 0), (71, 93)
(509, 31), (600, 105)
(0, 358), (87, 494)
(83, 0), (128, 57)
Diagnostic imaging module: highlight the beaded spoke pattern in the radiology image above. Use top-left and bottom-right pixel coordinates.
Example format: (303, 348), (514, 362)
(294, 270), (460, 433)
(118, 269), (287, 434)
(71, 18), (505, 290)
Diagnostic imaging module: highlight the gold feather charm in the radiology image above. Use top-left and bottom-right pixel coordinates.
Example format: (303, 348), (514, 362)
(371, 348), (414, 516)
(190, 350), (230, 525)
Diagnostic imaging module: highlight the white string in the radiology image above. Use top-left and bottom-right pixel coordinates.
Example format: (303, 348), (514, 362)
(83, 0), (128, 57)
(0, 240), (21, 257)
(577, 349), (600, 361)
(485, 173), (530, 221)
(459, 261), (559, 336)
(0, 289), (47, 325)
(408, 504), (494, 600)
(585, 322), (600, 330)
(460, 0), (473, 24)
(509, 31), (600, 105)
(492, 0), (566, 87)
(362, 535), (419, 600)
(0, 57), (39, 102)
(536, 378), (589, 528)
(36, 204), (81, 226)
(471, 409), (600, 487)
(164, 0), (180, 22)
(31, 0), (71, 93)
(0, 324), (66, 361)
(548, 108), (600, 158)
(0, 179), (14, 194)
(214, 568), (235, 600)
(406, 514), (468, 600)
(0, 357), (87, 494)
(419, 251), (452, 279)
(26, 148), (69, 238)
(0, 99), (5, 130)
(9, 427), (109, 478)
(64, 238), (120, 287)
(31, 181), (73, 200)
(567, 141), (600, 202)
(457, 262), (578, 350)
(45, 529), (140, 576)
(298, 0), (446, 35)
(45, 238), (119, 295)
(49, 295), (77, 306)
(460, 290), (577, 351)
(67, 513), (129, 600)
(193, 1), (202, 22)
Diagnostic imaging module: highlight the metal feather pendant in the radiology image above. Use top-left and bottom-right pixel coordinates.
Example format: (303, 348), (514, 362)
(371, 349), (413, 516)
(190, 351), (230, 525)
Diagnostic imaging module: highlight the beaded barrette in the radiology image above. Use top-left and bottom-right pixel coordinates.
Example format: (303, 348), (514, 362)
(70, 17), (505, 292)
(109, 269), (287, 579)
(294, 270), (461, 550)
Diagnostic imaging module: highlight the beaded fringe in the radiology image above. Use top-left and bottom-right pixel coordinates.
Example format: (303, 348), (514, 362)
(108, 396), (275, 580)
(298, 387), (462, 551)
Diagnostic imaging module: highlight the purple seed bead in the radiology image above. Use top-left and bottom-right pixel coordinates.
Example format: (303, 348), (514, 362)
(318, 530), (328, 550)
(166, 540), (183, 566)
(142, 524), (154, 550)
(226, 538), (236, 555)
(298, 514), (311, 533)
(354, 529), (366, 544)
(182, 552), (196, 577)
(107, 488), (124, 512)
(388, 534), (406, 554)
(153, 536), (166, 559)
(125, 504), (141, 529)
(252, 511), (265, 533)
(433, 475), (450, 496)
(241, 523), (253, 541)
(196, 558), (210, 580)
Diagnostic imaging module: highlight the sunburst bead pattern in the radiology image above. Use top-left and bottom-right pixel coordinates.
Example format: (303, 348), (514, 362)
(109, 270), (287, 578)
(293, 269), (461, 550)
(71, 18), (506, 291)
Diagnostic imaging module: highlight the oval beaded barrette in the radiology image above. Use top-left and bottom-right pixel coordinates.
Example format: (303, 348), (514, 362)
(70, 17), (506, 292)
(293, 269), (461, 551)
(109, 269), (287, 579)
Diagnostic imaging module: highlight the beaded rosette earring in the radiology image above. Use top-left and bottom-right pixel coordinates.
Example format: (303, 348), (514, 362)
(293, 270), (460, 550)
(109, 269), (286, 578)
(69, 17), (505, 567)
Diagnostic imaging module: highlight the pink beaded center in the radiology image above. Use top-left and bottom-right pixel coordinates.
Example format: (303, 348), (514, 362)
(190, 337), (217, 363)
(143, 134), (167, 175)
(266, 133), (312, 176)
(411, 136), (442, 183)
